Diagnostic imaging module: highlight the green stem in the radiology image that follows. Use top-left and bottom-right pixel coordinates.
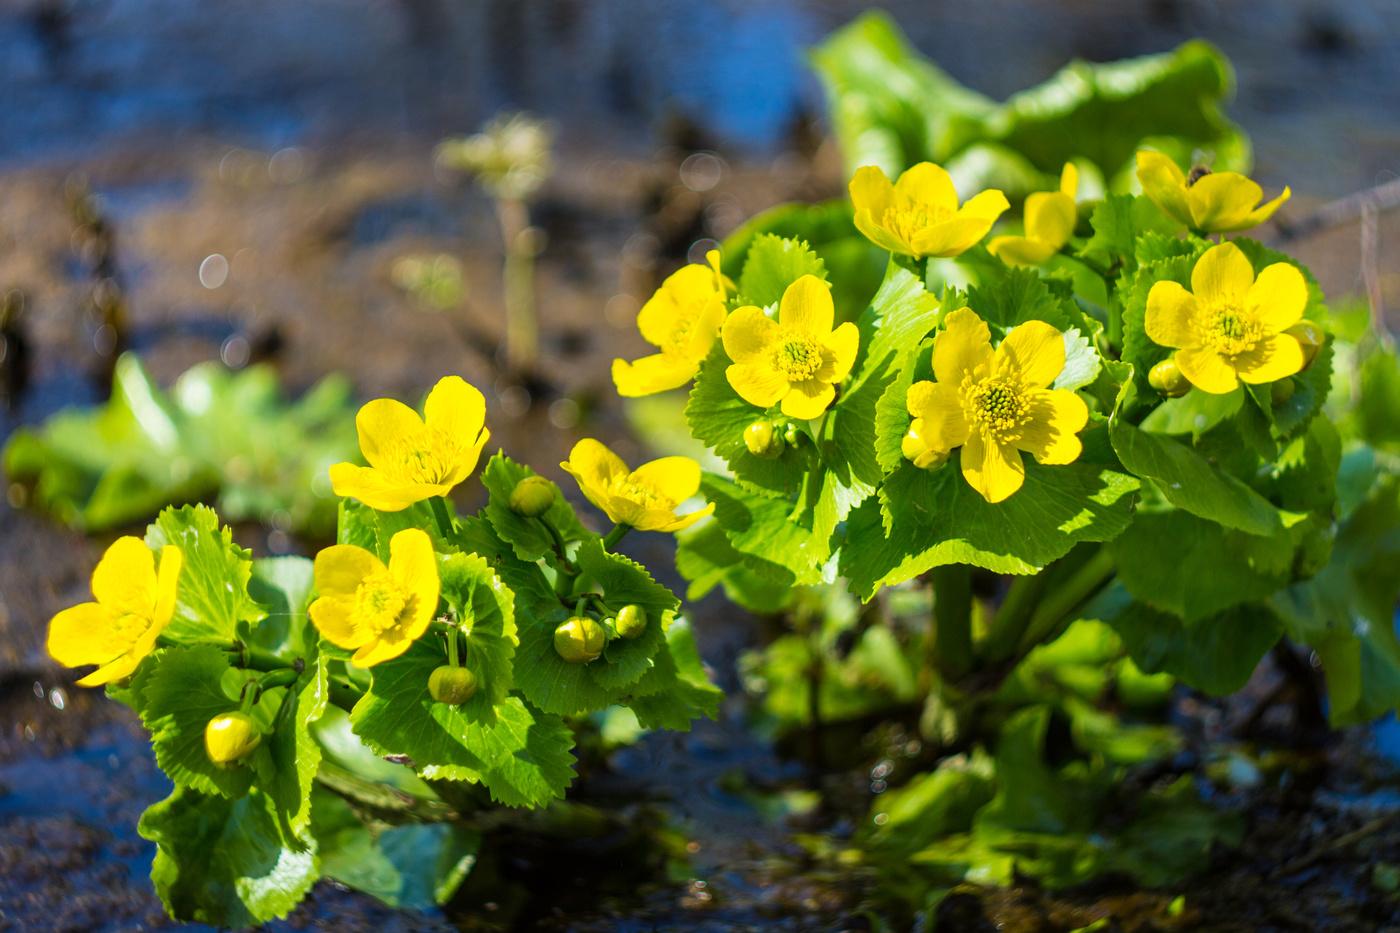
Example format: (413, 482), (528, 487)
(931, 565), (974, 682)
(602, 523), (630, 550)
(982, 572), (1051, 662)
(1015, 547), (1116, 656)
(328, 677), (364, 712)
(537, 515), (577, 574)
(445, 628), (460, 668)
(226, 643), (296, 673)
(430, 496), (456, 539)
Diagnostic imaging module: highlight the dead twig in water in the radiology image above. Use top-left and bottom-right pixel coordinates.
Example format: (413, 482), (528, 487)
(1269, 812), (1398, 880)
(1270, 176), (1400, 246)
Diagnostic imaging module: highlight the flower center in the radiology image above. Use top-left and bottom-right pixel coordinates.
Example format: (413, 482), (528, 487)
(109, 611), (151, 647)
(663, 315), (698, 356)
(772, 333), (824, 381)
(882, 202), (952, 243)
(965, 378), (1031, 440)
(350, 569), (414, 638)
(605, 476), (673, 511)
(1203, 304), (1262, 357)
(384, 428), (466, 484)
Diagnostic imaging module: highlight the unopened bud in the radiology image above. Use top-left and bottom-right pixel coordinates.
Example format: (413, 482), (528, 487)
(428, 665), (479, 705)
(509, 476), (555, 517)
(743, 421), (784, 459)
(554, 616), (605, 663)
(1271, 378), (1296, 406)
(614, 604), (648, 639)
(204, 712), (261, 766)
(1148, 358), (1190, 397)
(783, 423), (802, 447)
(901, 428), (949, 470)
(1286, 320), (1324, 370)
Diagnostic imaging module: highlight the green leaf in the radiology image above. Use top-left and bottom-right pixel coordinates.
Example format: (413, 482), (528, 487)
(1109, 510), (1292, 622)
(1138, 387), (1243, 438)
(574, 538), (677, 689)
(842, 459), (1138, 598)
(700, 472), (832, 585)
(735, 234), (828, 308)
(1109, 421), (1292, 536)
(311, 789), (479, 910)
(337, 497), (443, 560)
(1096, 589), (1281, 694)
(264, 652), (328, 838)
(858, 260), (941, 380)
(674, 520), (796, 613)
(480, 453), (590, 562)
(349, 640), (576, 807)
(686, 342), (817, 496)
(436, 551), (518, 717)
(625, 618), (723, 731)
(139, 786), (317, 926)
(132, 645), (253, 798)
(967, 267), (1089, 334)
(247, 555), (314, 658)
(144, 504), (264, 643)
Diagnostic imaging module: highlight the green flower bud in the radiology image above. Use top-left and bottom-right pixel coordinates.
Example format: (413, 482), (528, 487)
(204, 712), (261, 766)
(1287, 320), (1324, 370)
(743, 421), (784, 459)
(783, 423), (802, 447)
(554, 616), (605, 663)
(509, 476), (556, 517)
(428, 665), (479, 705)
(1148, 358), (1189, 398)
(614, 604), (648, 639)
(1271, 378), (1296, 406)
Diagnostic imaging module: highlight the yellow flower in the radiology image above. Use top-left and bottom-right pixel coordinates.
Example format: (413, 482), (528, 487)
(1145, 241), (1308, 395)
(987, 164), (1079, 267)
(47, 537), (183, 686)
(330, 376), (490, 512)
(905, 308), (1089, 503)
(561, 439), (713, 533)
(612, 250), (730, 397)
(850, 162), (1009, 258)
(721, 275), (858, 420)
(1136, 151), (1290, 233)
(309, 528), (440, 667)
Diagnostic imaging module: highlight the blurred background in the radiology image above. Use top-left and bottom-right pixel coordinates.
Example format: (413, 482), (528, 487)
(1, 0), (1399, 928)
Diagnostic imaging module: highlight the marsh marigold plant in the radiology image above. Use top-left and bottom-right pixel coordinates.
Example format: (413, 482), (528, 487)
(1136, 150), (1290, 234)
(987, 163), (1080, 267)
(561, 438), (713, 532)
(849, 162), (1008, 258)
(612, 250), (731, 396)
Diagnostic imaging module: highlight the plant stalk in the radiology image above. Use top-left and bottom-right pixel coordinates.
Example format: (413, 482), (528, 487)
(430, 496), (456, 539)
(931, 565), (974, 682)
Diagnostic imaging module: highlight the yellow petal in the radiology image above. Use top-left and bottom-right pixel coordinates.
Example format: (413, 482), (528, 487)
(651, 502), (715, 534)
(1135, 151), (1191, 226)
(47, 602), (124, 670)
(902, 424), (949, 468)
(849, 165), (894, 218)
(1175, 346), (1239, 395)
(1186, 172), (1262, 232)
(824, 322), (860, 381)
(1023, 191), (1076, 250)
(1246, 262), (1307, 334)
(635, 281), (685, 348)
(987, 235), (1058, 268)
(562, 438), (629, 509)
(911, 215), (1001, 258)
(78, 650), (144, 688)
(1059, 163), (1079, 199)
(1190, 242), (1254, 307)
(962, 433), (1025, 504)
(894, 162), (959, 215)
(906, 381), (969, 450)
(1145, 281), (1200, 349)
(682, 298), (727, 361)
(958, 189), (1012, 221)
(423, 376), (487, 446)
(314, 544), (383, 598)
(933, 307), (993, 384)
(777, 275), (834, 336)
(726, 362), (789, 409)
(600, 494), (647, 527)
(781, 380), (835, 420)
(630, 456), (702, 503)
(1018, 389), (1088, 465)
(997, 320), (1065, 389)
(153, 545), (183, 630)
(309, 595), (362, 649)
(92, 536), (157, 616)
(722, 305), (778, 363)
(854, 208), (913, 255)
(352, 634), (415, 668)
(355, 398), (424, 471)
(388, 528), (439, 639)
(329, 462), (448, 512)
(611, 354), (698, 397)
(704, 249), (732, 295)
(1236, 334), (1305, 385)
(440, 426), (490, 490)
(1237, 186), (1291, 231)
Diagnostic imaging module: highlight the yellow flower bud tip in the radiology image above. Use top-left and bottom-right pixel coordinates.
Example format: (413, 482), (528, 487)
(1271, 378), (1296, 406)
(1148, 358), (1191, 398)
(428, 665), (479, 705)
(204, 712), (262, 766)
(553, 616), (605, 664)
(614, 604), (648, 640)
(743, 421), (784, 459)
(509, 475), (556, 517)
